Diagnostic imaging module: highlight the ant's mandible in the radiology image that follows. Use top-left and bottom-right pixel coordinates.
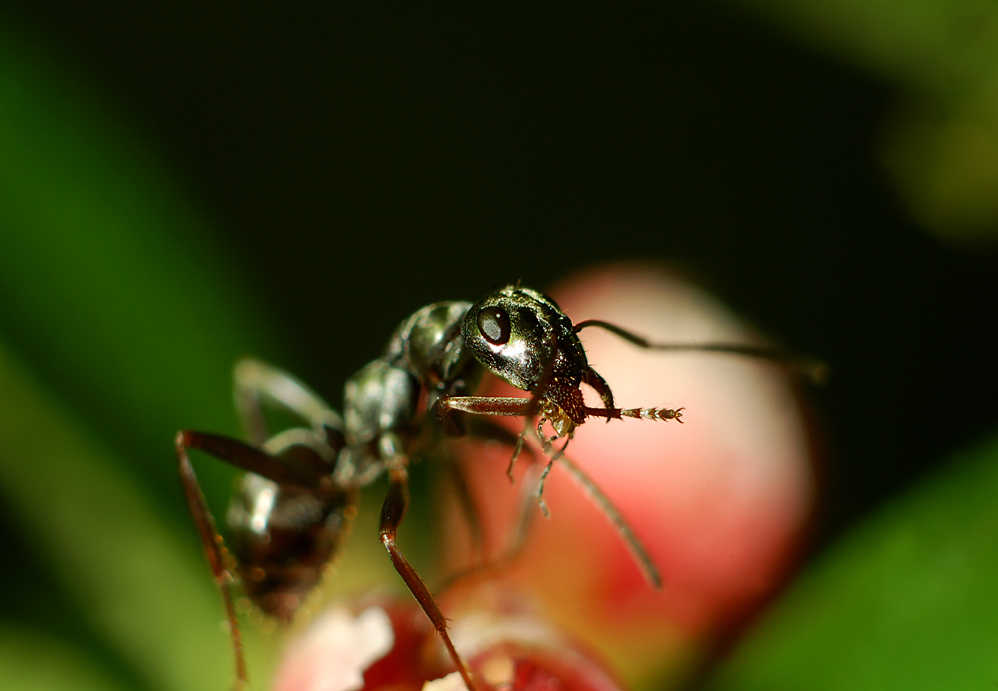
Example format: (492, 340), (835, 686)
(176, 284), (819, 690)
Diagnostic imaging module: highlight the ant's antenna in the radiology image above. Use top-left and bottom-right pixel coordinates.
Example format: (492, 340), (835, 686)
(574, 320), (828, 384)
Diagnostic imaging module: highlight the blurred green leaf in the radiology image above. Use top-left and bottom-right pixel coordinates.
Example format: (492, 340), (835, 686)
(731, 0), (997, 95)
(708, 432), (998, 691)
(0, 339), (237, 691)
(0, 18), (281, 505)
(0, 624), (129, 691)
(731, 0), (998, 241)
(0, 16), (288, 690)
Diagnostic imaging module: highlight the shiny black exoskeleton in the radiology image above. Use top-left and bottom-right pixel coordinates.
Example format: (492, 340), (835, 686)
(178, 284), (807, 690)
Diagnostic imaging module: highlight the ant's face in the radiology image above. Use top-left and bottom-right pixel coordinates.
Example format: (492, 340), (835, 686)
(461, 286), (589, 395)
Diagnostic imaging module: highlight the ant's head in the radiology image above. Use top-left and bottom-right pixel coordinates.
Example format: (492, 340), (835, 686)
(462, 285), (613, 423)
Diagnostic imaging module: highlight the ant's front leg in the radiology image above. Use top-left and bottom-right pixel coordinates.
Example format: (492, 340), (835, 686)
(433, 395), (533, 435)
(437, 396), (575, 502)
(434, 394), (664, 590)
(378, 460), (477, 691)
(434, 395), (535, 478)
(437, 395), (577, 520)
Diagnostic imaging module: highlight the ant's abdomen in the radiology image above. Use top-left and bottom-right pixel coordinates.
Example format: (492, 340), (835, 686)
(227, 474), (355, 620)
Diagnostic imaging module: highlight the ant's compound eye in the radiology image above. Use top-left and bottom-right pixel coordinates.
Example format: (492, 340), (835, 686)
(477, 306), (511, 346)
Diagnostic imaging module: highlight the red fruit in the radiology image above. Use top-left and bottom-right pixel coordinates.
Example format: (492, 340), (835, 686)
(274, 593), (628, 691)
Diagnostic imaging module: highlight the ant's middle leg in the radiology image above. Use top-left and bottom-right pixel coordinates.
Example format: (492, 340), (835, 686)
(438, 414), (588, 594)
(443, 442), (663, 593)
(378, 462), (477, 691)
(234, 358), (345, 448)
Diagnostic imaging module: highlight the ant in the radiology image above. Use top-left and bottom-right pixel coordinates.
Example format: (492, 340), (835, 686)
(177, 284), (819, 690)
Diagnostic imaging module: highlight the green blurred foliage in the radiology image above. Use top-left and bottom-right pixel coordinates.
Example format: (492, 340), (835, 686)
(0, 18), (283, 691)
(0, 22), (280, 500)
(732, 0), (998, 242)
(0, 626), (129, 691)
(0, 341), (231, 691)
(709, 433), (998, 691)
